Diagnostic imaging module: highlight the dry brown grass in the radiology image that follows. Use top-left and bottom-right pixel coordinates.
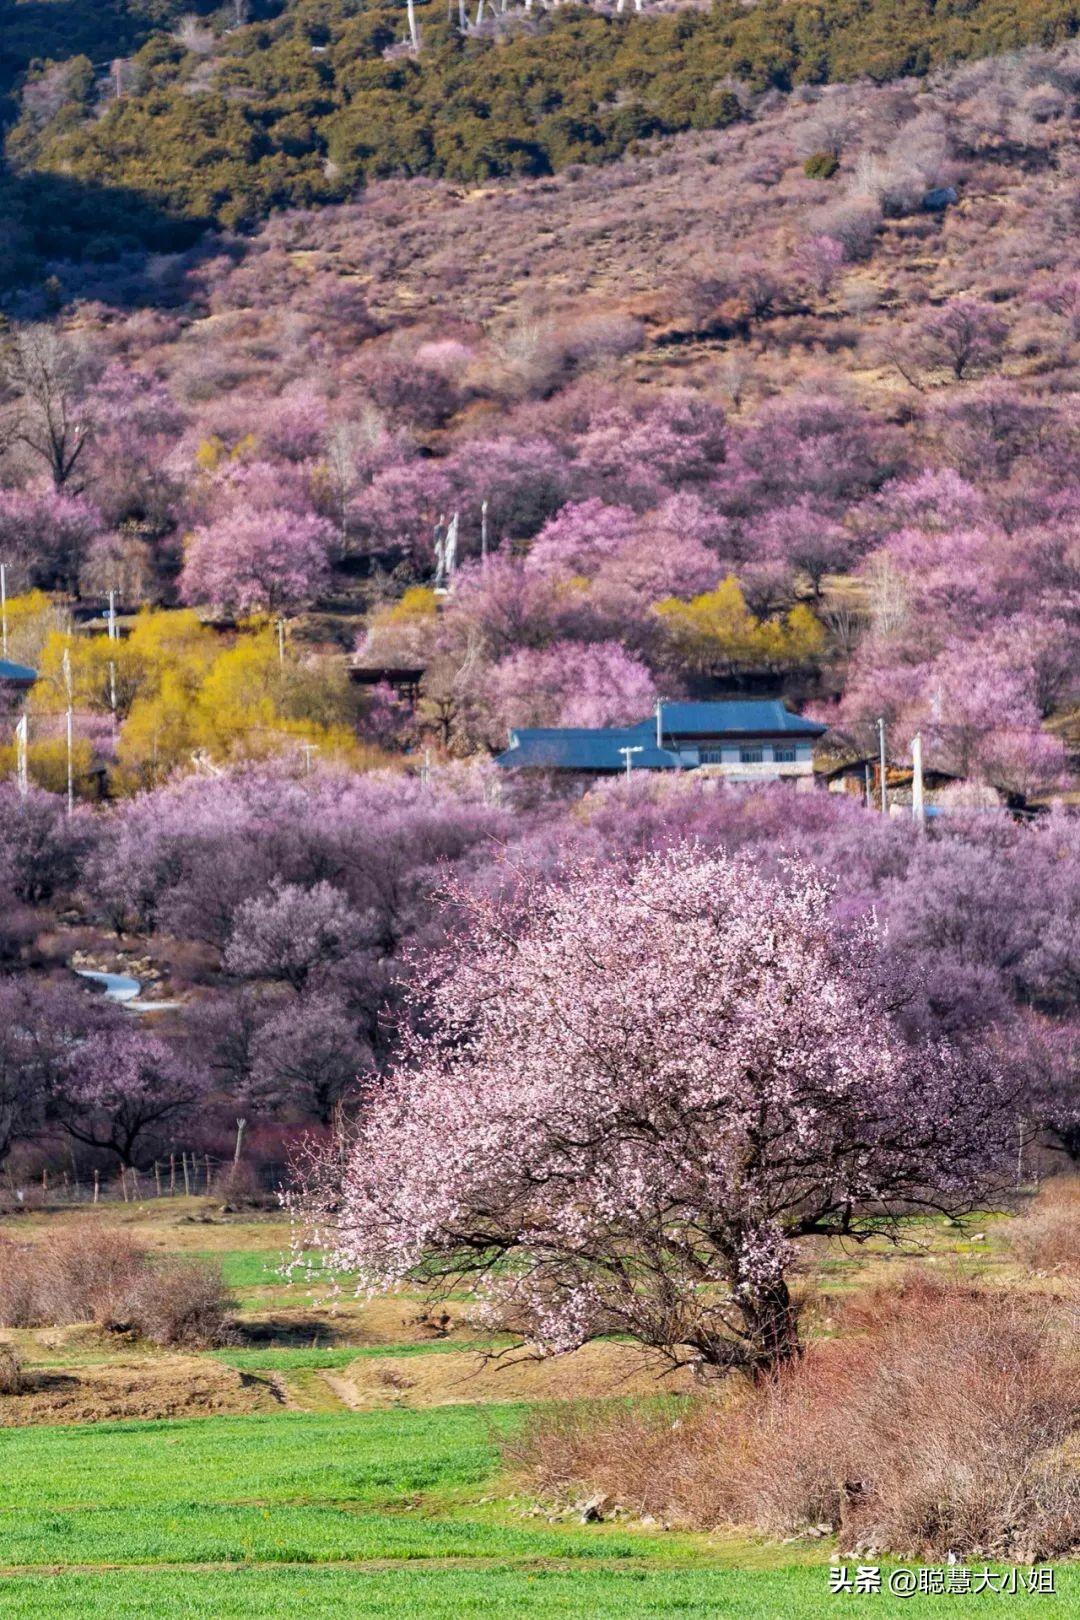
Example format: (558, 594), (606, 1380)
(1008, 1179), (1080, 1277)
(0, 1355), (273, 1428)
(0, 1240), (36, 1329)
(510, 1277), (1080, 1560)
(0, 1344), (24, 1396)
(332, 1340), (697, 1410)
(0, 1225), (236, 1349)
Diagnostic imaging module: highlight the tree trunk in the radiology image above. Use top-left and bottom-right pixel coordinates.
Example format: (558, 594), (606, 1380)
(739, 1278), (801, 1377)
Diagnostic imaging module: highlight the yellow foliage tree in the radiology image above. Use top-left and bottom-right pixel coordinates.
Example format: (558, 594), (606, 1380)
(0, 731), (97, 800)
(655, 577), (825, 676)
(387, 586), (439, 622)
(0, 591), (69, 672)
(35, 609), (217, 722)
(113, 620), (371, 789)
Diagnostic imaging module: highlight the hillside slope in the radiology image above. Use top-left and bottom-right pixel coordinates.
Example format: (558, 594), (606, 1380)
(3, 0), (1079, 290)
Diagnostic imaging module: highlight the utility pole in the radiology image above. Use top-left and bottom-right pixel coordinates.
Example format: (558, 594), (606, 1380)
(619, 745), (644, 780)
(0, 563), (7, 659)
(62, 648), (74, 816)
(655, 698), (664, 749)
(911, 731), (925, 830)
(877, 716), (888, 815)
(107, 588), (118, 713)
(277, 618), (286, 665)
(480, 498), (489, 563)
(406, 0), (420, 49)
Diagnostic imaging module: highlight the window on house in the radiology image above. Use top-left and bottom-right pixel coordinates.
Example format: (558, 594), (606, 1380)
(774, 745), (797, 763)
(700, 748), (724, 764)
(739, 747), (764, 764)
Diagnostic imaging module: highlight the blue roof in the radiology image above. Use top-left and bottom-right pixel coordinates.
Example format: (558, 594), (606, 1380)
(496, 701), (824, 771)
(497, 727), (682, 773)
(0, 659), (37, 685)
(652, 701), (825, 738)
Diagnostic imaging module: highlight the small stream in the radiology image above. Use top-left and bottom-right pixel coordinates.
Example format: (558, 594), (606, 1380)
(74, 968), (180, 1014)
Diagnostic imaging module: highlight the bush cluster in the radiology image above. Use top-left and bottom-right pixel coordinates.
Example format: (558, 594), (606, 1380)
(0, 1226), (236, 1349)
(511, 1276), (1080, 1559)
(0, 1343), (25, 1395)
(803, 151), (840, 179)
(1007, 1179), (1080, 1275)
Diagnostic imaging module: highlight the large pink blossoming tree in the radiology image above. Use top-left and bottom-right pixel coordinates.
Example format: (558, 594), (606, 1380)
(180, 508), (335, 614)
(296, 848), (1010, 1377)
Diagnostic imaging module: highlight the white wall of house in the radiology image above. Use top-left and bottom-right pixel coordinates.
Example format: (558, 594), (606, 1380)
(679, 739), (815, 777)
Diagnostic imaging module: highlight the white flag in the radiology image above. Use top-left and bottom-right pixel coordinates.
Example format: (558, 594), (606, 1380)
(444, 511), (459, 580)
(15, 715), (28, 795)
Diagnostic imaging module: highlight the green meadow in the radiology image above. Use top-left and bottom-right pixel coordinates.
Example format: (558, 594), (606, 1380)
(0, 1203), (1072, 1618)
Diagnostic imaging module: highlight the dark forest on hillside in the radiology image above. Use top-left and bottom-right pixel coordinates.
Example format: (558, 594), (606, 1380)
(2, 0), (1079, 289)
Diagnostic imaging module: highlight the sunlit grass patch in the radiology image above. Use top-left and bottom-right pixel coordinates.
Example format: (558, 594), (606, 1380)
(209, 1342), (491, 1372)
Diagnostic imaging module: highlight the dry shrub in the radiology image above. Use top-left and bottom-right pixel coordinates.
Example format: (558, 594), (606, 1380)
(124, 1261), (237, 1350)
(214, 1160), (265, 1206)
(0, 1225), (235, 1349)
(0, 1344), (25, 1395)
(510, 1277), (1080, 1560)
(1008, 1179), (1080, 1275)
(0, 1239), (37, 1328)
(34, 1227), (146, 1328)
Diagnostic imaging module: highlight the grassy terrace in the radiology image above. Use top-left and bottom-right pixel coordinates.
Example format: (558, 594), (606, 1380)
(0, 1198), (1069, 1618)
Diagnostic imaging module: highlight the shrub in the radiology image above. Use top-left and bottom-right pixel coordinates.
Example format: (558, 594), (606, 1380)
(33, 1227), (146, 1328)
(803, 151), (840, 179)
(0, 1225), (235, 1349)
(1008, 1179), (1080, 1275)
(124, 1260), (237, 1350)
(510, 1277), (1080, 1560)
(0, 1344), (25, 1396)
(0, 1240), (37, 1328)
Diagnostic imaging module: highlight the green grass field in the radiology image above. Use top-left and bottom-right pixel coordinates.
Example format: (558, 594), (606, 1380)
(2, 1399), (1075, 1613)
(0, 1404), (1074, 1618)
(0, 1200), (1074, 1619)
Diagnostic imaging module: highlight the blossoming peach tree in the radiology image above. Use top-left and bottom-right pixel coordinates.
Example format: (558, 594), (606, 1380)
(294, 848), (1011, 1377)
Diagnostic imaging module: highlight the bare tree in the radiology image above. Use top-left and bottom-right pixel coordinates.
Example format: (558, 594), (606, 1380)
(2, 326), (94, 490)
(175, 15), (216, 54)
(820, 599), (868, 660)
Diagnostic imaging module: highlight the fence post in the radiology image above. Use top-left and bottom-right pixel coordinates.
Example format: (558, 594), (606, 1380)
(169, 1153), (176, 1195)
(204, 1154), (212, 1196)
(121, 1169), (129, 1203)
(154, 1161), (162, 1197)
(182, 1153), (191, 1197)
(93, 1169), (100, 1205)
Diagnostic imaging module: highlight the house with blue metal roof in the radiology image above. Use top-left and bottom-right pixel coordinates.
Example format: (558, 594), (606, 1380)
(497, 700), (826, 780)
(0, 658), (37, 693)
